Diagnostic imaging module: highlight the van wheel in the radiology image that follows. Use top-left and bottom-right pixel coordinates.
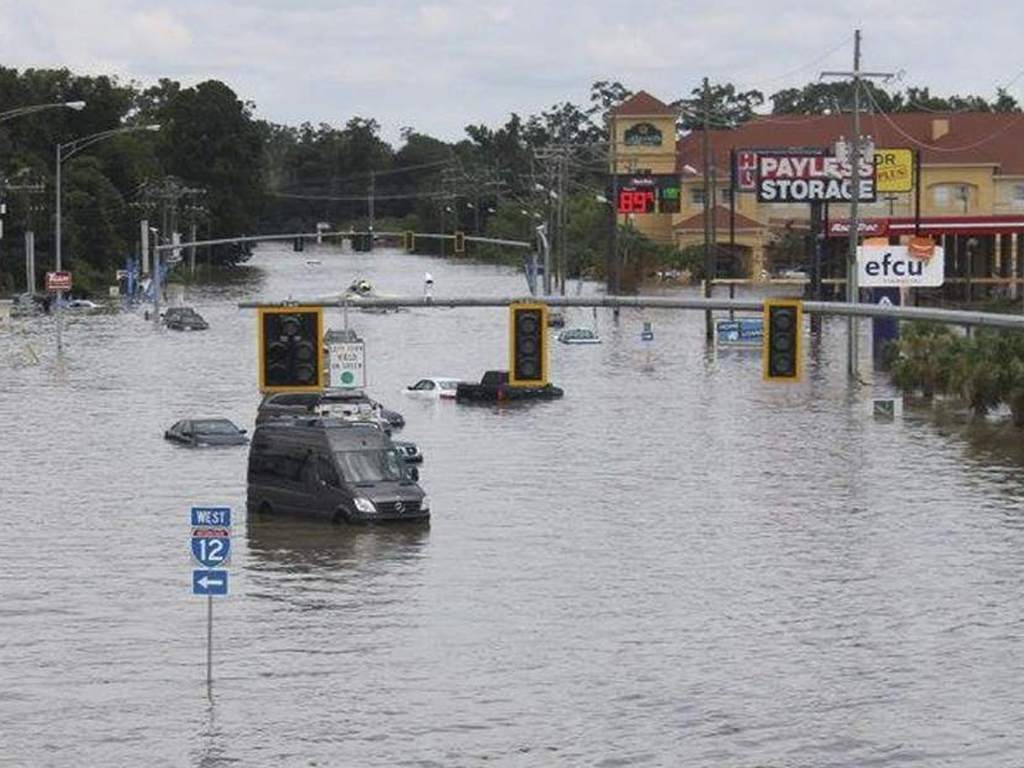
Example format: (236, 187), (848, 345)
(258, 502), (274, 516)
(332, 508), (351, 525)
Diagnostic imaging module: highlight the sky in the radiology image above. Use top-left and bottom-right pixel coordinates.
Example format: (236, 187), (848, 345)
(2, 0), (1023, 146)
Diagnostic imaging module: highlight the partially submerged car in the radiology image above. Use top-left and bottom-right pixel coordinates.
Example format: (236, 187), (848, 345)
(163, 306), (209, 331)
(256, 389), (404, 429)
(165, 418), (248, 446)
(403, 377), (461, 399)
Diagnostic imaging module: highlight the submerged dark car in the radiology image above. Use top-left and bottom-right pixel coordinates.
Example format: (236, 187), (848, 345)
(392, 440), (423, 463)
(256, 389), (404, 429)
(164, 306), (209, 331)
(165, 418), (248, 446)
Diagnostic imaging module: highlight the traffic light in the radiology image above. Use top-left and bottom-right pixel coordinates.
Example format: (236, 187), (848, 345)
(258, 307), (325, 393)
(509, 303), (548, 386)
(404, 230), (414, 252)
(763, 299), (803, 381)
(454, 231), (465, 254)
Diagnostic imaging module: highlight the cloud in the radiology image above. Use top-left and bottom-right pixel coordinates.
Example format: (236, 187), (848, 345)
(0, 0), (1022, 145)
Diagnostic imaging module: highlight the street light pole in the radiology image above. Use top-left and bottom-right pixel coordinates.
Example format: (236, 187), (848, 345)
(52, 123), (159, 352)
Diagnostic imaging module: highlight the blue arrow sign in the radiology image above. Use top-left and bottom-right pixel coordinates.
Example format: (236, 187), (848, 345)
(191, 536), (231, 568)
(191, 506), (231, 527)
(192, 569), (229, 596)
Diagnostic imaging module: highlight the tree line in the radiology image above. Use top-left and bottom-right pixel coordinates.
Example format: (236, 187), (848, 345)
(0, 65), (1017, 294)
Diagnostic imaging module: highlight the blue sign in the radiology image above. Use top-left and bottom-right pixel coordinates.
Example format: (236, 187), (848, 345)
(192, 569), (229, 596)
(871, 287), (901, 360)
(191, 535), (231, 568)
(716, 317), (763, 347)
(191, 507), (231, 527)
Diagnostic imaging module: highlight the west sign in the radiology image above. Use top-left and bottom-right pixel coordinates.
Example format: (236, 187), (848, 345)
(757, 153), (876, 203)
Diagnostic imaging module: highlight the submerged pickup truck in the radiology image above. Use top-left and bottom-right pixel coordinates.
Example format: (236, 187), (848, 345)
(455, 370), (564, 403)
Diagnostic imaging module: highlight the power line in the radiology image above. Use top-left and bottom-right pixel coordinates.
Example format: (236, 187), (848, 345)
(861, 81), (1024, 152)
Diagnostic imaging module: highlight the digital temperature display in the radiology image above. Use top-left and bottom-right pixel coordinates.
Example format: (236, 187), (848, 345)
(617, 188), (656, 214)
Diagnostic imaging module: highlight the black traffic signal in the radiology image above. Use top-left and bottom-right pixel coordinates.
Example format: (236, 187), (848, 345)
(404, 230), (415, 252)
(509, 303), (548, 386)
(763, 299), (803, 381)
(454, 231), (465, 254)
(292, 236), (304, 252)
(258, 307), (324, 393)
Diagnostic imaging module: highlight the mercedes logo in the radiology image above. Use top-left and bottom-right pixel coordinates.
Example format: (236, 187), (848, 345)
(394, 501), (405, 513)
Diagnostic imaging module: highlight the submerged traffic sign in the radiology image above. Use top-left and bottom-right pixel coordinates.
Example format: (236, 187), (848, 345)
(191, 506), (231, 527)
(191, 534), (231, 568)
(192, 569), (229, 596)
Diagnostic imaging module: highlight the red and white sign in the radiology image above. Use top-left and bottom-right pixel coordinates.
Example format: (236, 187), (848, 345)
(827, 219), (889, 238)
(46, 271), (72, 292)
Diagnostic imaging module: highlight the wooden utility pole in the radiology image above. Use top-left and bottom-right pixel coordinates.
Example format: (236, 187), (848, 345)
(701, 77), (714, 340)
(821, 30), (893, 380)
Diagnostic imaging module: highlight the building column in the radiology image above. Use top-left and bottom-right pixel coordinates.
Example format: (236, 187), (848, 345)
(750, 241), (767, 282)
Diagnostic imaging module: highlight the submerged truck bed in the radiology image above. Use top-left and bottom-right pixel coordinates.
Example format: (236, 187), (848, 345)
(455, 370), (564, 403)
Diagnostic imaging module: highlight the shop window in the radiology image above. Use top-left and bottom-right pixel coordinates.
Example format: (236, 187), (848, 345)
(691, 188), (705, 205)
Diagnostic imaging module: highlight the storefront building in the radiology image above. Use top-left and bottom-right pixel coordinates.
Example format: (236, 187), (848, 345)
(609, 91), (1024, 292)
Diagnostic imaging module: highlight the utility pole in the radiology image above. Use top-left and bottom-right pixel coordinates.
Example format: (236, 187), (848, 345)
(821, 29), (893, 380)
(368, 170), (376, 250)
(609, 125), (620, 294)
(701, 77), (714, 340)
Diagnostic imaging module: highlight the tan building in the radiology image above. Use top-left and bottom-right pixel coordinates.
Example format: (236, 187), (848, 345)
(609, 91), (1024, 287)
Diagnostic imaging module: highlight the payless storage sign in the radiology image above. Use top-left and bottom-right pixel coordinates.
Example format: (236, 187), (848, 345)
(757, 153), (876, 203)
(858, 243), (945, 287)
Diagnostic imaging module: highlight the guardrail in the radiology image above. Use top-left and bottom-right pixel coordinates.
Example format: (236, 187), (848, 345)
(154, 231), (532, 252)
(236, 295), (1024, 330)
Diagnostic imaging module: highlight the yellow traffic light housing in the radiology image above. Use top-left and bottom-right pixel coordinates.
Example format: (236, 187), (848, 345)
(454, 230), (465, 254)
(258, 306), (325, 393)
(763, 299), (803, 381)
(509, 303), (548, 387)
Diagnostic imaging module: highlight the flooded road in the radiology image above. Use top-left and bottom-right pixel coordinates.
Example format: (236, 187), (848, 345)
(3, 244), (1024, 766)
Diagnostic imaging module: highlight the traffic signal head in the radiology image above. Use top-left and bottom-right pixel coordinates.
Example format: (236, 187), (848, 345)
(258, 307), (324, 393)
(763, 299), (803, 381)
(404, 231), (414, 252)
(454, 231), (465, 254)
(509, 303), (548, 386)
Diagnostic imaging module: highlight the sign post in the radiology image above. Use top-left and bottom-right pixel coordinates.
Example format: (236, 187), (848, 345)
(190, 506), (231, 697)
(46, 271), (72, 353)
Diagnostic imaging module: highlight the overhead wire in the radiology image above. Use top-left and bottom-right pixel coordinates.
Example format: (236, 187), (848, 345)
(861, 80), (1024, 153)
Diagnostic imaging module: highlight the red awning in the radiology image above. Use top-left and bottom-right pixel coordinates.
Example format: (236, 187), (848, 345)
(828, 215), (1024, 238)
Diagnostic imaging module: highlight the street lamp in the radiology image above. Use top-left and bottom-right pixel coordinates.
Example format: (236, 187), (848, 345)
(0, 100), (85, 124)
(52, 123), (159, 351)
(55, 123), (160, 271)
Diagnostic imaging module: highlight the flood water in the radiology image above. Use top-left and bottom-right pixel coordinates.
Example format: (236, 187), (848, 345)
(3, 245), (1024, 767)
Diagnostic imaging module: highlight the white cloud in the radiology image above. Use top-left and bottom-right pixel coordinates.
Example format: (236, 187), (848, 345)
(0, 0), (1022, 144)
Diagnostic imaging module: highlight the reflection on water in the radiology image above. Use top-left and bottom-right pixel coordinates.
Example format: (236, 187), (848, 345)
(2, 245), (1024, 766)
(246, 513), (430, 574)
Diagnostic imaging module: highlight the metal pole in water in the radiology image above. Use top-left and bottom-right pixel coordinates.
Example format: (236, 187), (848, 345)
(206, 593), (213, 696)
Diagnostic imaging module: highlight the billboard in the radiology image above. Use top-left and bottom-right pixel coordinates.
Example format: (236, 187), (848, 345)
(874, 148), (914, 193)
(757, 153), (876, 203)
(857, 243), (945, 287)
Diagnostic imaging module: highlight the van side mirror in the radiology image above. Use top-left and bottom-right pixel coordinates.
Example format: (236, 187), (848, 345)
(408, 466), (419, 482)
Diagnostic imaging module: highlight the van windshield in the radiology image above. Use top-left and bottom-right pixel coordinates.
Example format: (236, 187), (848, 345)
(334, 449), (404, 483)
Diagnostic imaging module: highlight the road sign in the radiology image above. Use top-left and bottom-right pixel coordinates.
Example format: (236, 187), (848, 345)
(329, 339), (366, 388)
(191, 533), (231, 568)
(641, 321), (654, 342)
(716, 317), (763, 347)
(46, 271), (72, 292)
(191, 506), (231, 527)
(192, 569), (229, 596)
